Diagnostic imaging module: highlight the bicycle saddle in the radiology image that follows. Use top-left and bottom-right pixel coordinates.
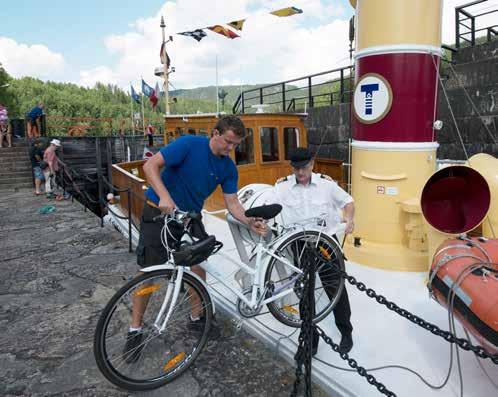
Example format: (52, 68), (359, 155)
(173, 235), (219, 266)
(245, 204), (282, 220)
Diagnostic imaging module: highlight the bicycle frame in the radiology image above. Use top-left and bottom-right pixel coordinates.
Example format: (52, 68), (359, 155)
(139, 213), (332, 332)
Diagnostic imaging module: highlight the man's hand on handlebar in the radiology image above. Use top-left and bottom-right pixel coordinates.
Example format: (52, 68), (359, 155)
(158, 196), (177, 214)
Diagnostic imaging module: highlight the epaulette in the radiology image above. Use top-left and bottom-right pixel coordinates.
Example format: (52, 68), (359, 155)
(320, 174), (334, 182)
(276, 176), (288, 184)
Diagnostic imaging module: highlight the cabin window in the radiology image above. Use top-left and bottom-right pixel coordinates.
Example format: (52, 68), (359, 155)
(199, 128), (208, 136)
(284, 127), (300, 159)
(175, 127), (185, 136)
(188, 128), (196, 135)
(235, 128), (255, 165)
(260, 127), (279, 162)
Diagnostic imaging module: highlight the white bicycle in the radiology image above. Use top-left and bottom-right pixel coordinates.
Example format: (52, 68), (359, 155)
(94, 205), (345, 391)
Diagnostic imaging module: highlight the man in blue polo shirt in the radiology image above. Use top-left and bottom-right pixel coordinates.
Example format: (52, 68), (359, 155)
(26, 102), (44, 139)
(124, 115), (267, 363)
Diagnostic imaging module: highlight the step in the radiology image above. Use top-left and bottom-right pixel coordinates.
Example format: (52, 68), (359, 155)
(0, 146), (29, 153)
(0, 164), (34, 172)
(0, 152), (29, 159)
(0, 176), (33, 185)
(0, 170), (33, 178)
(0, 154), (29, 163)
(0, 182), (34, 190)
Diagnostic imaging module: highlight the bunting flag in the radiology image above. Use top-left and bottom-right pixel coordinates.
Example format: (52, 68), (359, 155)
(160, 42), (171, 67)
(176, 7), (303, 42)
(208, 25), (240, 39)
(178, 29), (207, 42)
(130, 85), (140, 104)
(228, 19), (246, 31)
(142, 79), (158, 108)
(270, 6), (303, 17)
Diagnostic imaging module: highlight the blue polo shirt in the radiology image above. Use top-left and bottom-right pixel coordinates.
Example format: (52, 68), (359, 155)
(144, 135), (238, 212)
(27, 106), (43, 121)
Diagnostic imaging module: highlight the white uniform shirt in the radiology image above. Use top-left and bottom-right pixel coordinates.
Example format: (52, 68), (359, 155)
(273, 172), (353, 235)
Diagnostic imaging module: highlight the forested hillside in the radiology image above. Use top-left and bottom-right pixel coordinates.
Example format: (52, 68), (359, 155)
(0, 64), (218, 124)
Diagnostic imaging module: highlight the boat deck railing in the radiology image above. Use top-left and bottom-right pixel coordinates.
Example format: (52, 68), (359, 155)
(232, 65), (354, 114)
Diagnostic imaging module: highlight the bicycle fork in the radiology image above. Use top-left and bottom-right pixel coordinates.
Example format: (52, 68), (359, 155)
(154, 267), (184, 333)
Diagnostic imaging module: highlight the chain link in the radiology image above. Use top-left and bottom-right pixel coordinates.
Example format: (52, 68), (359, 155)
(340, 270), (498, 365)
(291, 246), (315, 397)
(315, 326), (397, 397)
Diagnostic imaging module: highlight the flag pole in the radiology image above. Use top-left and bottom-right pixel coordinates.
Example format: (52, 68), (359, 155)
(161, 16), (170, 117)
(130, 83), (135, 135)
(141, 91), (146, 135)
(216, 54), (219, 114)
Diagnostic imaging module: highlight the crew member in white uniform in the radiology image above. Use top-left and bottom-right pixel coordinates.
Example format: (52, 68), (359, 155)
(273, 147), (354, 355)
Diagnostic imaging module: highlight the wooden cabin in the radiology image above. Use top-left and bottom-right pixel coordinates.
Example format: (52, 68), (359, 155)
(112, 112), (343, 225)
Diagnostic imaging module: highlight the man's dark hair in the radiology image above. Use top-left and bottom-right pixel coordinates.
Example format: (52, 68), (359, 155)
(213, 115), (246, 138)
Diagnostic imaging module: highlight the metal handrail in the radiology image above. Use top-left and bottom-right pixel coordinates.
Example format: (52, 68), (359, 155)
(455, 0), (498, 48)
(232, 65), (353, 114)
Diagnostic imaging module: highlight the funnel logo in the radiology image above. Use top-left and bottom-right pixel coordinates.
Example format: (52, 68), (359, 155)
(353, 73), (393, 124)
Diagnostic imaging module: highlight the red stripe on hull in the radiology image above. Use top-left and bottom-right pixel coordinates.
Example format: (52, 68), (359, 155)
(353, 53), (440, 142)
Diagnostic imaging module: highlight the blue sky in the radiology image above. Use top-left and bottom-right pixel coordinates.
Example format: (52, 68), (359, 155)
(1, 0), (487, 90)
(1, 0), (166, 82)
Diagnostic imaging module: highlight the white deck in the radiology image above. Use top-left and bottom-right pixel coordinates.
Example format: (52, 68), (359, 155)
(107, 206), (497, 396)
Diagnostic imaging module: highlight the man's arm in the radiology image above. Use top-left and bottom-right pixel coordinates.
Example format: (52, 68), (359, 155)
(224, 193), (267, 235)
(142, 152), (176, 213)
(342, 202), (355, 235)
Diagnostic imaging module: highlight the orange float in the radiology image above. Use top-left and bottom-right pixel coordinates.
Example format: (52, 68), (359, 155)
(422, 166), (498, 354)
(428, 237), (498, 354)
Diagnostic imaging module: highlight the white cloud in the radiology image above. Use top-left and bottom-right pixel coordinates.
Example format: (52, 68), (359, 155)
(79, 66), (118, 87)
(0, 37), (66, 80)
(79, 0), (353, 90)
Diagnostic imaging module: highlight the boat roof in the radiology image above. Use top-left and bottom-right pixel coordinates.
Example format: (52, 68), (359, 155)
(164, 112), (308, 119)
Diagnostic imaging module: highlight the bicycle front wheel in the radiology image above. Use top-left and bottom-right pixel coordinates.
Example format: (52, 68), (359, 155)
(265, 230), (345, 327)
(94, 269), (213, 391)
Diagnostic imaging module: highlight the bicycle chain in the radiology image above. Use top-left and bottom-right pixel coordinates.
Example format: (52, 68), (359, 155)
(314, 326), (397, 397)
(338, 269), (498, 365)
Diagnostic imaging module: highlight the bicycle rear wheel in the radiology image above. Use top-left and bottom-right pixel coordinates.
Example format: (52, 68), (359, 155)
(265, 230), (345, 327)
(94, 269), (212, 391)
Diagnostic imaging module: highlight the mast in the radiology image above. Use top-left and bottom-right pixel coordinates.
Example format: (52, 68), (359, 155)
(160, 16), (170, 116)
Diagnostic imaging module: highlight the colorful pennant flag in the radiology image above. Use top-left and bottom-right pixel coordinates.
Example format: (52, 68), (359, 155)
(130, 85), (140, 104)
(160, 42), (171, 67)
(270, 6), (303, 17)
(228, 19), (246, 31)
(142, 79), (158, 108)
(208, 25), (240, 39)
(178, 29), (207, 42)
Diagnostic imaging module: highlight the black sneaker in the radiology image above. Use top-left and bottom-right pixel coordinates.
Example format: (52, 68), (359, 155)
(338, 333), (353, 354)
(123, 330), (144, 364)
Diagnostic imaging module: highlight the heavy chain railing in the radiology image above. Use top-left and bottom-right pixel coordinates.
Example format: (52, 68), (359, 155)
(291, 246), (315, 397)
(315, 326), (396, 397)
(339, 268), (498, 365)
(290, 248), (498, 396)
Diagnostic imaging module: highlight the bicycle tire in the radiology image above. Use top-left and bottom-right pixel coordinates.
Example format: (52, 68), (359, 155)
(265, 230), (345, 327)
(94, 269), (212, 391)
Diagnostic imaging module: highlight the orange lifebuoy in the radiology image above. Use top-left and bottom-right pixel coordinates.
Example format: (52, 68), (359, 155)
(429, 236), (498, 354)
